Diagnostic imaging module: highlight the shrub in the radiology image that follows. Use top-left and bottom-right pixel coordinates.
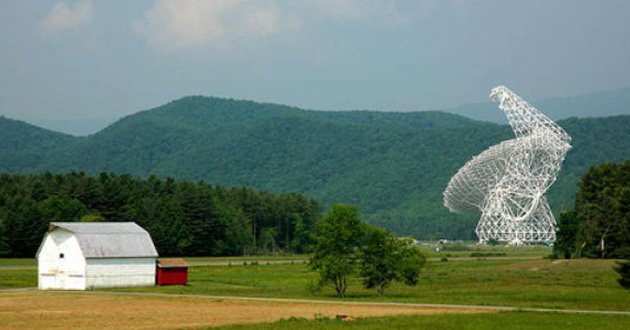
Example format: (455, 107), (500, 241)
(360, 227), (427, 297)
(614, 259), (630, 289)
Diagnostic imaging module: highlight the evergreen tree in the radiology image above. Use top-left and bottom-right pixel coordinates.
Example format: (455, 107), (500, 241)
(291, 216), (309, 253)
(4, 196), (46, 257)
(0, 215), (9, 257)
(219, 209), (254, 255)
(151, 197), (190, 256)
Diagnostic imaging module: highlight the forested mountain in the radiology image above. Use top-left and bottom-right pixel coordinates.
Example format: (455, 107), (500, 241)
(1, 96), (630, 240)
(0, 116), (75, 172)
(446, 87), (630, 124)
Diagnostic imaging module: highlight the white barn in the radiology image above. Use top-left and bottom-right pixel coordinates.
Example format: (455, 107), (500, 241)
(37, 222), (158, 290)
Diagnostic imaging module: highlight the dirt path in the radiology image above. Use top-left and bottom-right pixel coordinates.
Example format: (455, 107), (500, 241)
(0, 291), (491, 330)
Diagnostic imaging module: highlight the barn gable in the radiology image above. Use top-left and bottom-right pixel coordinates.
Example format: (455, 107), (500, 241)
(37, 229), (85, 261)
(46, 222), (158, 258)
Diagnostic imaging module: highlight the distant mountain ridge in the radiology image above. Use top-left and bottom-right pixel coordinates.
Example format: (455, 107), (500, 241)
(444, 87), (630, 123)
(27, 117), (118, 137)
(12, 87), (630, 136)
(1, 96), (630, 240)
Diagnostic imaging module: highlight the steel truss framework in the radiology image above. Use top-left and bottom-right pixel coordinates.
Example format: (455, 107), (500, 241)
(443, 86), (572, 244)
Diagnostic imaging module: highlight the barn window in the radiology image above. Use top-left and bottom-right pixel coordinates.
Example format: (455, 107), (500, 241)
(59, 253), (65, 259)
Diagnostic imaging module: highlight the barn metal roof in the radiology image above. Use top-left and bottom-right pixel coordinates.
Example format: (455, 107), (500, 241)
(48, 222), (159, 259)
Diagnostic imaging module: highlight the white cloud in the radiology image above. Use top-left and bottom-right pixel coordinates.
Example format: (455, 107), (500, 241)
(242, 5), (280, 38)
(133, 0), (280, 51)
(39, 1), (93, 34)
(133, 0), (412, 52)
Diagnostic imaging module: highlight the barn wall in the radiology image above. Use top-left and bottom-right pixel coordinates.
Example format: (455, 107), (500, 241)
(37, 230), (86, 290)
(86, 258), (156, 288)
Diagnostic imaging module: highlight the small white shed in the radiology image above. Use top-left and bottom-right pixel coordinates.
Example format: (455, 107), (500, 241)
(36, 222), (159, 290)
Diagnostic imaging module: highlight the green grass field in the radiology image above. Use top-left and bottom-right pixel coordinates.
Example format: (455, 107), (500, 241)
(2, 247), (628, 311)
(207, 312), (630, 330)
(0, 268), (34, 289)
(2, 248), (630, 329)
(105, 258), (629, 312)
(0, 258), (35, 266)
(208, 312), (630, 330)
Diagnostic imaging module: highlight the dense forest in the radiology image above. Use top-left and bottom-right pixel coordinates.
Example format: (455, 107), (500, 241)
(1, 96), (630, 240)
(0, 172), (320, 258)
(554, 161), (630, 259)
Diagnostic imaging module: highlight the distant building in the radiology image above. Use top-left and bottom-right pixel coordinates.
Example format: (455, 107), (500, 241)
(37, 222), (158, 290)
(156, 258), (189, 286)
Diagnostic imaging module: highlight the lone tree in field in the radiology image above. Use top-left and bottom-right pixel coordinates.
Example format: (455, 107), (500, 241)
(360, 226), (426, 296)
(310, 204), (363, 298)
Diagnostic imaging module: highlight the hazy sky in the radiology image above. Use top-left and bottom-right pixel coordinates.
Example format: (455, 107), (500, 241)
(1, 0), (629, 128)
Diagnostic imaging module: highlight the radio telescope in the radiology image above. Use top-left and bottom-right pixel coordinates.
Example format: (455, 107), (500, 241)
(443, 86), (571, 245)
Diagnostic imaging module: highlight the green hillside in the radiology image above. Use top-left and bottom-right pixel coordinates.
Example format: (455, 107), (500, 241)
(1, 97), (629, 240)
(0, 116), (77, 172)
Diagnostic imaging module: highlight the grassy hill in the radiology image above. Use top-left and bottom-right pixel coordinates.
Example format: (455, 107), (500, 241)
(1, 97), (630, 239)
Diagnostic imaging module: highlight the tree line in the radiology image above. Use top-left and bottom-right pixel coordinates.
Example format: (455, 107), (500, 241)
(0, 172), (320, 257)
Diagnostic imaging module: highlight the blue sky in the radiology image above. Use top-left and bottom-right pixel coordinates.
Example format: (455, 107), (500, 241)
(1, 0), (629, 134)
